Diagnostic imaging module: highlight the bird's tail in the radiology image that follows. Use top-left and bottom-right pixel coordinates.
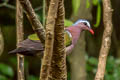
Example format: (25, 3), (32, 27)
(9, 47), (26, 54)
(8, 47), (42, 56)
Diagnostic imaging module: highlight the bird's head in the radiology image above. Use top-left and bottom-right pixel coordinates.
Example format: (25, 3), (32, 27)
(73, 19), (94, 35)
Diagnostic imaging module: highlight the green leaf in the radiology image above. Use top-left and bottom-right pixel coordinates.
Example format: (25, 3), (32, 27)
(94, 3), (101, 27)
(28, 34), (40, 41)
(0, 63), (14, 77)
(86, 0), (90, 8)
(0, 75), (8, 80)
(92, 0), (98, 5)
(86, 64), (94, 72)
(88, 57), (98, 66)
(106, 56), (115, 72)
(27, 75), (39, 80)
(72, 0), (81, 15)
(9, 57), (17, 65)
(105, 74), (115, 80)
(67, 72), (71, 80)
(64, 19), (73, 27)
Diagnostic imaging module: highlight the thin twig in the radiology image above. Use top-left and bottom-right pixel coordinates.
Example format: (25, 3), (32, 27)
(0, 3), (42, 11)
(16, 0), (24, 80)
(34, 6), (42, 11)
(0, 0), (42, 11)
(95, 0), (113, 80)
(43, 0), (46, 26)
(0, 1), (16, 9)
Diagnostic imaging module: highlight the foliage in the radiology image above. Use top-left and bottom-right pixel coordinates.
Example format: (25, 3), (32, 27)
(27, 75), (39, 80)
(0, 63), (14, 77)
(0, 63), (14, 80)
(72, 0), (81, 15)
(64, 19), (73, 27)
(71, 0), (102, 27)
(92, 0), (102, 27)
(86, 56), (120, 80)
(86, 0), (90, 8)
(86, 0), (102, 27)
(0, 75), (8, 80)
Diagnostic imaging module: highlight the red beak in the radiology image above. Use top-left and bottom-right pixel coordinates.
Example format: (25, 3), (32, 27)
(89, 29), (94, 35)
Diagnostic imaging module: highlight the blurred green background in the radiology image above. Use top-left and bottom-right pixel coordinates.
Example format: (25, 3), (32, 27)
(0, 0), (120, 80)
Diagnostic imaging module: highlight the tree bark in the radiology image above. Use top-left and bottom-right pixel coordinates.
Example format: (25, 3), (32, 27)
(69, 33), (86, 80)
(40, 0), (59, 80)
(95, 0), (113, 80)
(19, 0), (45, 44)
(46, 0), (50, 12)
(48, 0), (67, 80)
(16, 0), (24, 80)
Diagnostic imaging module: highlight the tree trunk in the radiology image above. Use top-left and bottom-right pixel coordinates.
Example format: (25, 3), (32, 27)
(69, 0), (93, 80)
(69, 33), (86, 80)
(48, 0), (67, 79)
(40, 0), (59, 80)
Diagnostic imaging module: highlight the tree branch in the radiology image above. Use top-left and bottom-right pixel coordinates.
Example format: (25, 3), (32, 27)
(95, 0), (113, 80)
(43, 0), (46, 26)
(48, 0), (67, 79)
(43, 0), (50, 27)
(19, 0), (45, 44)
(0, 0), (16, 9)
(16, 0), (24, 80)
(40, 0), (59, 80)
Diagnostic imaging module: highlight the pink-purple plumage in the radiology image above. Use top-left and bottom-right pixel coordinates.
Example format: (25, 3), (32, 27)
(9, 19), (94, 56)
(65, 20), (94, 53)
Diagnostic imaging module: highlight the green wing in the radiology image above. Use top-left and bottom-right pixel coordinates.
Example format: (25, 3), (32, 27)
(28, 31), (72, 47)
(28, 34), (40, 41)
(64, 30), (72, 47)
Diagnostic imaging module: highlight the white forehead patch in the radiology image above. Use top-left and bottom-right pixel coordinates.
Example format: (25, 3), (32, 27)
(73, 19), (91, 28)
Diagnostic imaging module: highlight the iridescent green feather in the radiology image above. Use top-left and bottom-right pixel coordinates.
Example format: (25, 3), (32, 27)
(28, 31), (72, 47)
(64, 31), (72, 47)
(28, 34), (40, 41)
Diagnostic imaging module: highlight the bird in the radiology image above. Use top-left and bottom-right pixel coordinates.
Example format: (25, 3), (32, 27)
(9, 19), (94, 56)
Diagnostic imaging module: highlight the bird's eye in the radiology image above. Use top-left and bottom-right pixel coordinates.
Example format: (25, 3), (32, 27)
(83, 22), (87, 26)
